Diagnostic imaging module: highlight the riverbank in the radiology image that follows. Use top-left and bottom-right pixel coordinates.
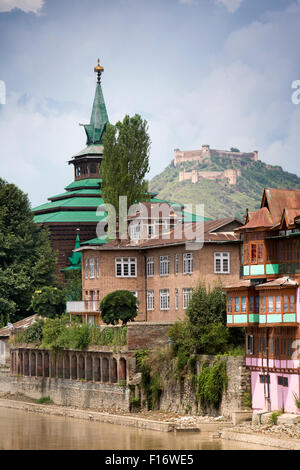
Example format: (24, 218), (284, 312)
(1, 393), (300, 449)
(0, 393), (231, 433)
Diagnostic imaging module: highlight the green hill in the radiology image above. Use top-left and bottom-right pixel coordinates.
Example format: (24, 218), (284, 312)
(149, 155), (300, 219)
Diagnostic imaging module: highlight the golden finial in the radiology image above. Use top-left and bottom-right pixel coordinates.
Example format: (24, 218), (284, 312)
(94, 58), (104, 84)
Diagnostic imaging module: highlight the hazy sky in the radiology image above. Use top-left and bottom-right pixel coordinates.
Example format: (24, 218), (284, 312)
(0, 0), (300, 207)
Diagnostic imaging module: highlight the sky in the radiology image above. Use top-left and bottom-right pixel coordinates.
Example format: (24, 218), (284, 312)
(0, 0), (300, 207)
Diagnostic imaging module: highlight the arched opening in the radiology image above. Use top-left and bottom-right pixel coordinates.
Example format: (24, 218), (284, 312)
(30, 351), (36, 376)
(64, 354), (70, 379)
(94, 357), (101, 382)
(86, 355), (93, 381)
(36, 352), (43, 377)
(57, 354), (63, 378)
(111, 358), (118, 383)
(102, 357), (109, 382)
(79, 355), (85, 380)
(71, 355), (77, 380)
(44, 352), (49, 377)
(119, 358), (127, 382)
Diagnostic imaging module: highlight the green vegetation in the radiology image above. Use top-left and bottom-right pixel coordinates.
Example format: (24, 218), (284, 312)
(13, 315), (127, 350)
(100, 290), (138, 325)
(35, 396), (53, 405)
(63, 270), (82, 301)
(168, 282), (244, 357)
(100, 114), (151, 216)
(197, 359), (228, 410)
(136, 349), (163, 410)
(0, 178), (57, 325)
(150, 157), (300, 219)
(270, 410), (282, 425)
(242, 391), (252, 409)
(30, 286), (66, 318)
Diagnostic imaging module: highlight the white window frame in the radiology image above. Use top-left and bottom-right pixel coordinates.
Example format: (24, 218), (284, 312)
(89, 258), (95, 279)
(160, 289), (170, 310)
(147, 257), (154, 277)
(183, 288), (193, 309)
(129, 222), (141, 240)
(160, 255), (170, 276)
(175, 254), (179, 275)
(85, 258), (88, 280)
(147, 290), (154, 310)
(175, 288), (179, 310)
(183, 253), (193, 274)
(96, 257), (100, 278)
(214, 252), (230, 274)
(115, 257), (137, 277)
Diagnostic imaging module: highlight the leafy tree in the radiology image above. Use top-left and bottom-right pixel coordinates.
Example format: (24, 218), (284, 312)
(100, 290), (138, 325)
(230, 147), (240, 152)
(63, 270), (82, 301)
(100, 114), (151, 215)
(0, 178), (57, 323)
(30, 286), (66, 318)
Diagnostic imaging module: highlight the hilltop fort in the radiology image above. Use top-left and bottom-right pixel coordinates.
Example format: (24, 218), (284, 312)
(175, 145), (258, 185)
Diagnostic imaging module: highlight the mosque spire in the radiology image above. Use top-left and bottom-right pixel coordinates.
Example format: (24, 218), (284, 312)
(82, 58), (109, 146)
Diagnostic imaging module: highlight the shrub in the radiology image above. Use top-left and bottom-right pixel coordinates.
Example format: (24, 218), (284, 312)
(14, 318), (45, 345)
(197, 359), (227, 410)
(100, 290), (138, 325)
(30, 286), (66, 318)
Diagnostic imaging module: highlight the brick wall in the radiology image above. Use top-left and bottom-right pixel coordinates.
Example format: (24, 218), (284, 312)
(82, 241), (241, 323)
(126, 322), (173, 351)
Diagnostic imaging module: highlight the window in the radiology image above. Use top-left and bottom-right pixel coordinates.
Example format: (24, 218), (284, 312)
(160, 256), (170, 276)
(130, 223), (140, 240)
(160, 289), (170, 310)
(183, 288), (193, 309)
(147, 290), (154, 310)
(147, 257), (154, 277)
(243, 245), (249, 265)
(115, 258), (137, 277)
(234, 297), (239, 313)
(174, 254), (179, 275)
(246, 335), (253, 354)
(175, 288), (179, 310)
(259, 374), (270, 384)
(275, 295), (281, 313)
(214, 252), (230, 274)
(251, 244), (257, 264)
(255, 296), (259, 312)
(268, 296), (273, 313)
(148, 224), (154, 238)
(96, 258), (100, 278)
(284, 295), (289, 312)
(258, 244), (264, 263)
(260, 295), (266, 313)
(249, 296), (254, 312)
(89, 258), (95, 279)
(85, 259), (88, 280)
(183, 253), (193, 274)
(278, 376), (288, 387)
(241, 296), (247, 313)
(290, 295), (295, 312)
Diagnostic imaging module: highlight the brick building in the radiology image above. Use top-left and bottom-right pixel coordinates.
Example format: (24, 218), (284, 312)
(67, 211), (243, 324)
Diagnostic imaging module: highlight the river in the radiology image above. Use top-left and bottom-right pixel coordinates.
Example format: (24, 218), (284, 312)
(0, 407), (275, 450)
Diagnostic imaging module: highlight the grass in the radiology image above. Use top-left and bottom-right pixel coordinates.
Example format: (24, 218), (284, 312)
(35, 396), (53, 405)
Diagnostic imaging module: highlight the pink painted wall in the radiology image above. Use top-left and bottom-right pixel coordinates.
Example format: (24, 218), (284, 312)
(252, 371), (300, 413)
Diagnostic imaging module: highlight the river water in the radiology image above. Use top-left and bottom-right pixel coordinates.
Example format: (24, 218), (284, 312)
(0, 407), (275, 450)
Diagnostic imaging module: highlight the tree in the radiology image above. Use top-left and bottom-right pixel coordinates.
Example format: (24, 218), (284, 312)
(100, 290), (138, 325)
(30, 286), (66, 318)
(0, 178), (57, 323)
(100, 114), (151, 215)
(230, 147), (240, 153)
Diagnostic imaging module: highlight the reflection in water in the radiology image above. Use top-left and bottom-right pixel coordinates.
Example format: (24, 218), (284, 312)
(0, 407), (274, 450)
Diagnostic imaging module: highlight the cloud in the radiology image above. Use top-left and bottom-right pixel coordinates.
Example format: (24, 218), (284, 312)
(0, 92), (87, 207)
(215, 0), (244, 13)
(178, 0), (199, 5)
(0, 0), (43, 13)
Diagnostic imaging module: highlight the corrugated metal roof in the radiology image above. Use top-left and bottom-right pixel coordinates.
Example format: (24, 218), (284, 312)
(34, 211), (107, 223)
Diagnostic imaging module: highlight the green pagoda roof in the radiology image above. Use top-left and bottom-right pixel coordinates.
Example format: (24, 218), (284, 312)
(64, 178), (102, 190)
(81, 80), (108, 146)
(32, 196), (104, 213)
(33, 211), (107, 224)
